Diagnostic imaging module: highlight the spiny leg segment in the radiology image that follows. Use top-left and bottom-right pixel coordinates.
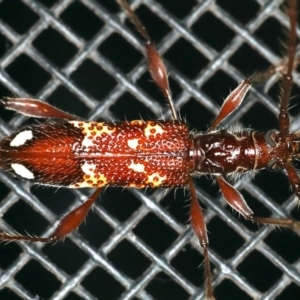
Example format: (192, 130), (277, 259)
(0, 188), (102, 242)
(116, 0), (177, 120)
(0, 97), (80, 120)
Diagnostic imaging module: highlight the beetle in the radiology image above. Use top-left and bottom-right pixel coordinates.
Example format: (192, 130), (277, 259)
(0, 0), (299, 299)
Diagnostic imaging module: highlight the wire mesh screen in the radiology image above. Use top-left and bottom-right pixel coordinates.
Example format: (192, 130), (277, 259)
(0, 0), (299, 299)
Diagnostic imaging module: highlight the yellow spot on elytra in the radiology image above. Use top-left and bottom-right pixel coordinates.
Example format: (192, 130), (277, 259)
(70, 121), (116, 148)
(128, 182), (145, 188)
(71, 161), (108, 188)
(146, 172), (166, 187)
(128, 162), (145, 173)
(127, 138), (139, 150)
(144, 123), (164, 138)
(130, 120), (144, 126)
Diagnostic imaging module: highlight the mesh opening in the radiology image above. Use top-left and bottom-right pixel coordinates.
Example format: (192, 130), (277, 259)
(0, 0), (299, 299)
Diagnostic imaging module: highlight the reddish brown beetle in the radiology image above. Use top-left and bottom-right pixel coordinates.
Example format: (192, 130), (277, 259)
(0, 0), (299, 299)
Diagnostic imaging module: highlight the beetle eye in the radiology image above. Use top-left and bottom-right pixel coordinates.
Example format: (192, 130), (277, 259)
(264, 130), (279, 147)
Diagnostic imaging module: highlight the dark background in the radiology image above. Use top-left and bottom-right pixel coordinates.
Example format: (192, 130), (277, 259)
(0, 0), (299, 299)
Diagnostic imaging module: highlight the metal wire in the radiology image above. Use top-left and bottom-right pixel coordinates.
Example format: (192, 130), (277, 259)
(0, 0), (299, 299)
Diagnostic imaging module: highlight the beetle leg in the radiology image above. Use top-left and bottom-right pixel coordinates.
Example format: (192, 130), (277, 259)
(210, 79), (251, 131)
(116, 0), (177, 120)
(279, 0), (297, 141)
(189, 179), (215, 300)
(251, 55), (300, 84)
(216, 176), (253, 218)
(50, 188), (102, 241)
(0, 97), (80, 120)
(285, 162), (300, 201)
(217, 176), (300, 230)
(0, 188), (102, 242)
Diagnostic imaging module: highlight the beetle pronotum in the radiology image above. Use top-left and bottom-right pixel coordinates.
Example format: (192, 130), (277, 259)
(0, 0), (299, 299)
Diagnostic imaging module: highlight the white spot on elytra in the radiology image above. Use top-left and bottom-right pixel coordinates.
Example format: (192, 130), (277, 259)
(70, 121), (116, 148)
(128, 162), (145, 173)
(144, 123), (164, 138)
(146, 172), (166, 187)
(81, 161), (97, 176)
(11, 163), (34, 179)
(127, 139), (139, 150)
(10, 130), (33, 147)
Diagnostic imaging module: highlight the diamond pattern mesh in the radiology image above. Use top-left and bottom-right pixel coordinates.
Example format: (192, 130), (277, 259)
(0, 0), (299, 299)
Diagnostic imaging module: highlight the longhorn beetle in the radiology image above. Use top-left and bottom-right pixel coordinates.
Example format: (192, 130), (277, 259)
(0, 0), (299, 299)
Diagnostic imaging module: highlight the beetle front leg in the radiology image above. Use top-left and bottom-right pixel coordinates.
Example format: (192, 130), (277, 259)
(217, 176), (300, 230)
(0, 188), (102, 243)
(0, 97), (80, 120)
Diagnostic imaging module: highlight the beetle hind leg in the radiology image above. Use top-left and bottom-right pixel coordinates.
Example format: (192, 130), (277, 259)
(0, 97), (80, 120)
(0, 188), (102, 243)
(189, 179), (215, 300)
